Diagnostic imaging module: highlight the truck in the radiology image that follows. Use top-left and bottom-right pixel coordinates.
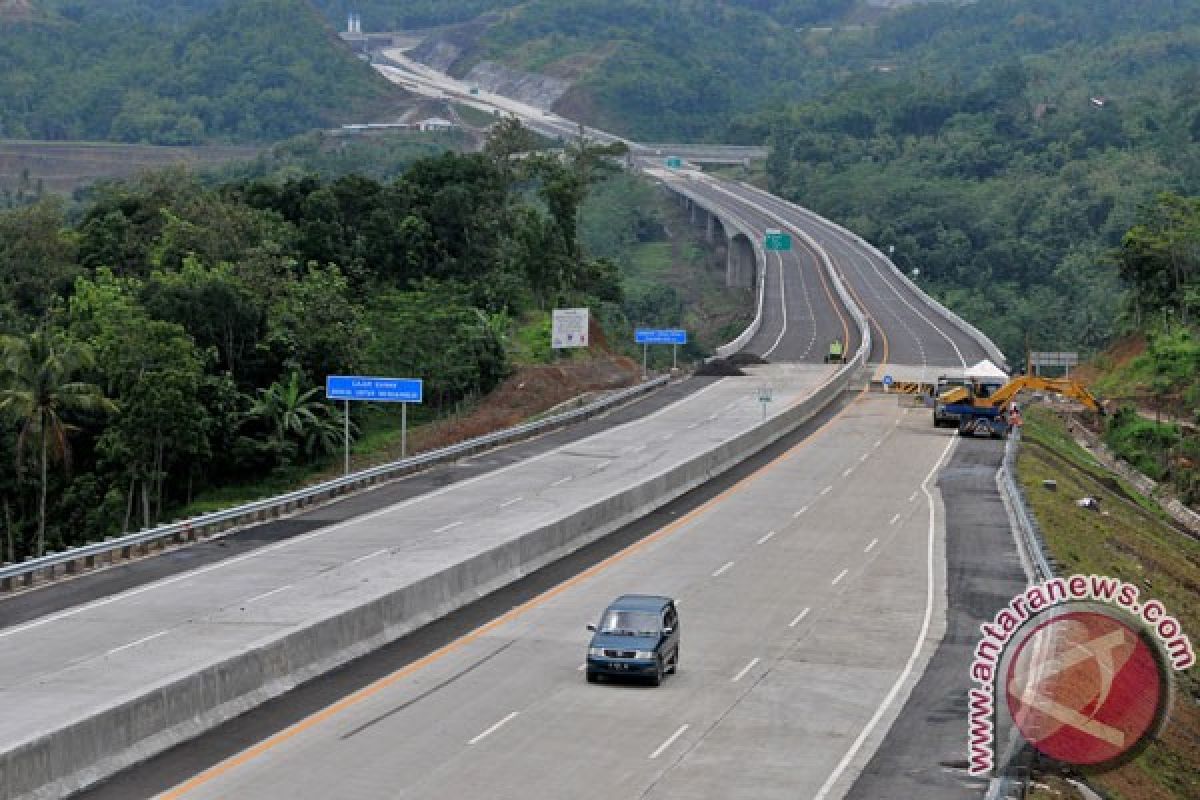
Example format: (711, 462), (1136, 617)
(932, 375), (969, 428)
(937, 375), (1103, 439)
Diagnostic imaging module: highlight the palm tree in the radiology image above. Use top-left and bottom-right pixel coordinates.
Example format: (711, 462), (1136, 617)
(248, 371), (350, 463)
(0, 330), (115, 557)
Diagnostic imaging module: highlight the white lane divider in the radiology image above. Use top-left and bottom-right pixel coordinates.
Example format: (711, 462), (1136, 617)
(842, 467), (854, 478)
(577, 664), (586, 671)
(432, 521), (463, 534)
(874, 440), (883, 449)
(551, 476), (573, 487)
(499, 497), (524, 508)
(813, 437), (958, 800)
(711, 561), (735, 578)
(909, 491), (918, 503)
(756, 531), (776, 545)
(820, 486), (833, 496)
(105, 630), (169, 657)
(860, 453), (869, 462)
(889, 513), (901, 526)
(732, 657), (761, 683)
(349, 548), (388, 565)
(789, 608), (811, 628)
(831, 569), (848, 586)
(649, 724), (690, 760)
(593, 460), (612, 472)
(245, 584), (293, 604)
(762, 251), (790, 359)
(794, 506), (808, 517)
(686, 422), (699, 430)
(863, 538), (878, 554)
(468, 711), (519, 745)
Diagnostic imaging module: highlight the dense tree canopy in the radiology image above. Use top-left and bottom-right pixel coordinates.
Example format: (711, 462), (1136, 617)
(0, 0), (401, 143)
(0, 132), (627, 560)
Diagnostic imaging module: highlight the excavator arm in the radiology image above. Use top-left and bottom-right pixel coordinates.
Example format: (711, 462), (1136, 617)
(988, 376), (1103, 413)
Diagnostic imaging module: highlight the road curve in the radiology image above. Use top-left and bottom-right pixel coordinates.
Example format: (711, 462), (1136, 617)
(1, 52), (1014, 800)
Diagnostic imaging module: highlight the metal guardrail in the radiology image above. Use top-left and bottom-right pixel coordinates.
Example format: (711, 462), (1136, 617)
(0, 376), (670, 592)
(999, 428), (1054, 581)
(986, 427), (1052, 800)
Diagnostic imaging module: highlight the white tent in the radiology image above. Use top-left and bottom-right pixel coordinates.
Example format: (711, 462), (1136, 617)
(965, 359), (1008, 381)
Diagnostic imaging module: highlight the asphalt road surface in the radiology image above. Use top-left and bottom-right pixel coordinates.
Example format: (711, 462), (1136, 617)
(845, 439), (1027, 799)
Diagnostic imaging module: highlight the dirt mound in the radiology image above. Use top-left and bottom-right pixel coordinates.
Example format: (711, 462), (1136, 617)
(1074, 333), (1145, 384)
(695, 358), (746, 377)
(407, 356), (641, 453)
(728, 352), (768, 366)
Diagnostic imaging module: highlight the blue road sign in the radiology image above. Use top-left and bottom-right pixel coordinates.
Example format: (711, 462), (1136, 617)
(635, 329), (688, 345)
(326, 376), (423, 403)
(882, 375), (894, 387)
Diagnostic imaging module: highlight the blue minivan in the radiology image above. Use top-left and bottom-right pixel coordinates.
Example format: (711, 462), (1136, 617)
(585, 595), (680, 686)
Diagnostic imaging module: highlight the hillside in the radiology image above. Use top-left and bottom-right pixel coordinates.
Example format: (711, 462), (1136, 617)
(750, 0), (1200, 360)
(0, 0), (406, 143)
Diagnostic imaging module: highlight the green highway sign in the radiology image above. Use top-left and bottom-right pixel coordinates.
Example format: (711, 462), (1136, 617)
(764, 229), (792, 251)
(665, 156), (683, 169)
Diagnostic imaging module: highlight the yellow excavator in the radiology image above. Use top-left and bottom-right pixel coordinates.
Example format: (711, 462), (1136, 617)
(937, 375), (1103, 438)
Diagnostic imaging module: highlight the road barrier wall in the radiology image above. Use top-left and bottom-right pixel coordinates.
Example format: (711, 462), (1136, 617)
(735, 182), (1008, 371)
(0, 378), (671, 594)
(4, 360), (865, 800)
(3, 188), (871, 800)
(659, 183), (767, 359)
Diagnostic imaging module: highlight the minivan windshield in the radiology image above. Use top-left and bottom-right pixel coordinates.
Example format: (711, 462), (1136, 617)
(599, 610), (660, 636)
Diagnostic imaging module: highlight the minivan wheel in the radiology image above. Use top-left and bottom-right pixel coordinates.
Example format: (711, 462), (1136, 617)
(586, 671), (600, 684)
(667, 649), (678, 674)
(650, 659), (664, 687)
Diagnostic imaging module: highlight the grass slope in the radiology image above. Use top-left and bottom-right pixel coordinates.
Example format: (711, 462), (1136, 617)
(1018, 405), (1199, 800)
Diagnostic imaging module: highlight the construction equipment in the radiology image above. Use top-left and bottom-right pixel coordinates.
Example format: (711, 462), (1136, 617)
(937, 376), (1103, 438)
(932, 375), (971, 427)
(824, 338), (846, 364)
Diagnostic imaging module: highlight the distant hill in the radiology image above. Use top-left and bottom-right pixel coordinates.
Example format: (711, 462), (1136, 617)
(0, 0), (407, 144)
(388, 0), (1199, 142)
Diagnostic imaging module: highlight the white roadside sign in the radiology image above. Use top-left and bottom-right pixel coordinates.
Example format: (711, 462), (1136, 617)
(552, 308), (590, 349)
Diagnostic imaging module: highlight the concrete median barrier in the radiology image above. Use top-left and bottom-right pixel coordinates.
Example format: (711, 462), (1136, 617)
(1, 367), (855, 800)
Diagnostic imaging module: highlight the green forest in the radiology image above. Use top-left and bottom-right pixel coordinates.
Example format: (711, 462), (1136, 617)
(0, 124), (637, 561)
(0, 0), (402, 143)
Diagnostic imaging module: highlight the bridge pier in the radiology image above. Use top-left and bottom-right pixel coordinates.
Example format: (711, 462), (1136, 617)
(727, 232), (755, 288)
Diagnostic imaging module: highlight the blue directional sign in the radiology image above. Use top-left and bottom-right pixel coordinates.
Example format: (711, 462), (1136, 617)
(635, 329), (688, 345)
(326, 376), (423, 403)
(882, 375), (894, 387)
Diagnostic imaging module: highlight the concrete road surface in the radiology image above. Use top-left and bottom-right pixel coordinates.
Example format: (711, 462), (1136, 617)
(0, 366), (839, 785)
(103, 394), (959, 800)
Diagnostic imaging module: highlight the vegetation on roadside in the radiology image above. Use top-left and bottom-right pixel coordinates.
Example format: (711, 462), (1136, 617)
(0, 123), (650, 562)
(1081, 194), (1200, 505)
(1018, 405), (1199, 800)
